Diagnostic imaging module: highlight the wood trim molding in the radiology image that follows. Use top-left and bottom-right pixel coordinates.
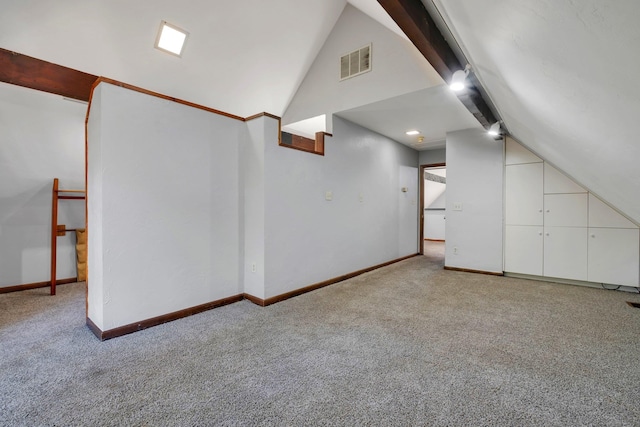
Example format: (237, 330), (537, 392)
(245, 112), (280, 122)
(0, 48), (98, 101)
(247, 112), (329, 156)
(377, 0), (498, 129)
(85, 317), (102, 340)
(0, 277), (78, 294)
(87, 294), (244, 341)
(92, 77), (246, 122)
(246, 254), (420, 307)
(242, 293), (266, 307)
(85, 255), (422, 340)
(444, 266), (504, 276)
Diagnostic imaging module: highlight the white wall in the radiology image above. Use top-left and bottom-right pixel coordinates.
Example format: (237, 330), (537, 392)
(424, 169), (446, 209)
(241, 117), (268, 300)
(0, 82), (86, 288)
(445, 129), (504, 273)
(262, 116), (419, 299)
(87, 82), (243, 330)
(283, 3), (442, 133)
(419, 148), (446, 166)
(87, 84), (420, 328)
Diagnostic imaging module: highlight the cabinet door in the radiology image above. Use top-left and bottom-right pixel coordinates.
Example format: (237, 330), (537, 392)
(505, 225), (543, 275)
(544, 163), (586, 194)
(588, 228), (639, 286)
(544, 227), (588, 281)
(505, 137), (542, 165)
(506, 163), (543, 225)
(544, 194), (588, 227)
(588, 194), (638, 229)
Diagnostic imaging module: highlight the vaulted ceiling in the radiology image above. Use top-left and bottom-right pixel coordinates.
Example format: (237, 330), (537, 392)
(2, 0), (639, 222)
(429, 0), (640, 222)
(0, 0), (347, 117)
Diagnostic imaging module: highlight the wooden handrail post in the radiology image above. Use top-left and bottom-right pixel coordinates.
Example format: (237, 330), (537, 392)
(51, 178), (59, 295)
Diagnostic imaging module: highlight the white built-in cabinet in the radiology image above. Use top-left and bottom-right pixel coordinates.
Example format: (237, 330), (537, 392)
(504, 138), (639, 287)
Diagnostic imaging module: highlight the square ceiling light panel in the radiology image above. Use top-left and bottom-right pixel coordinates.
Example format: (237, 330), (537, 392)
(155, 21), (189, 57)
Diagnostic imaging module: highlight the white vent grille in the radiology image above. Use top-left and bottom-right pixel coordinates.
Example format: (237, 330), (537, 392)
(340, 44), (371, 81)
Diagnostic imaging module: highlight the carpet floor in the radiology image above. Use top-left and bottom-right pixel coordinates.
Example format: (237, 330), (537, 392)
(2, 247), (640, 426)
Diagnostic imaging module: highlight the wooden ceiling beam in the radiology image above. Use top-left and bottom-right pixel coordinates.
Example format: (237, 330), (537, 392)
(377, 0), (497, 128)
(0, 48), (98, 102)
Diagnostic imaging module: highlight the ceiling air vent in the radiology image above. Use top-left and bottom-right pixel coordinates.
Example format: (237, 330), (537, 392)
(340, 44), (371, 81)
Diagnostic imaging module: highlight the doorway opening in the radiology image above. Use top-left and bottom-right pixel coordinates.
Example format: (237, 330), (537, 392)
(419, 163), (446, 264)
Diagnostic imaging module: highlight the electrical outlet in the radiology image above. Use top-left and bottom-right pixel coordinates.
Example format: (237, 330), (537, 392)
(453, 202), (463, 211)
(453, 247), (459, 255)
(325, 191), (333, 201)
(251, 263), (256, 273)
(359, 194), (364, 203)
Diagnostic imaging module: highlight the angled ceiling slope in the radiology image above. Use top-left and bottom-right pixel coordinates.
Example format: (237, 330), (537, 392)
(430, 0), (640, 223)
(377, 0), (498, 129)
(0, 0), (347, 117)
(282, 3), (444, 135)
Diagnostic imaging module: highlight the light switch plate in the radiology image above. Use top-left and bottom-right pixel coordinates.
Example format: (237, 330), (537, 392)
(452, 202), (463, 211)
(325, 191), (333, 201)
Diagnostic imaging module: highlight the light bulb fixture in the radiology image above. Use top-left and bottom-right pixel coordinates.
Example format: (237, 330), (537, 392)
(488, 122), (501, 136)
(405, 130), (420, 136)
(450, 64), (471, 91)
(155, 21), (189, 57)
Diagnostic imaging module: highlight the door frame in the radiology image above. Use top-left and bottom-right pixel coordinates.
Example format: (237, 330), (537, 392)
(419, 162), (446, 254)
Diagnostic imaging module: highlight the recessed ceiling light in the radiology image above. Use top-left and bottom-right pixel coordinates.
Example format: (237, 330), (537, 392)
(155, 21), (189, 57)
(405, 130), (420, 136)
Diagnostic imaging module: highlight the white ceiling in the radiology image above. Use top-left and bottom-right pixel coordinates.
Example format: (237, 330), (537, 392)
(430, 0), (640, 222)
(0, 0), (347, 117)
(0, 0), (468, 152)
(3, 0), (638, 220)
(336, 85), (480, 150)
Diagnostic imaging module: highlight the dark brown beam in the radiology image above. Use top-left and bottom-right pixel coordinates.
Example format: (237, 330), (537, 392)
(377, 0), (497, 128)
(0, 48), (98, 102)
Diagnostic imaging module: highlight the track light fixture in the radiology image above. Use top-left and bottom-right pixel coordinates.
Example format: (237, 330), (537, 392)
(488, 122), (501, 136)
(450, 64), (470, 91)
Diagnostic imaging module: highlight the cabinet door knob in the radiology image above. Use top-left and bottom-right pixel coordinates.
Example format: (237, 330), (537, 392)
(591, 234), (596, 238)
(538, 209), (543, 213)
(545, 232), (550, 236)
(546, 209), (550, 213)
(538, 232), (543, 236)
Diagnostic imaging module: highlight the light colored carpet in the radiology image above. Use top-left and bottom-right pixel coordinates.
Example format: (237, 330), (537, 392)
(2, 247), (640, 426)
